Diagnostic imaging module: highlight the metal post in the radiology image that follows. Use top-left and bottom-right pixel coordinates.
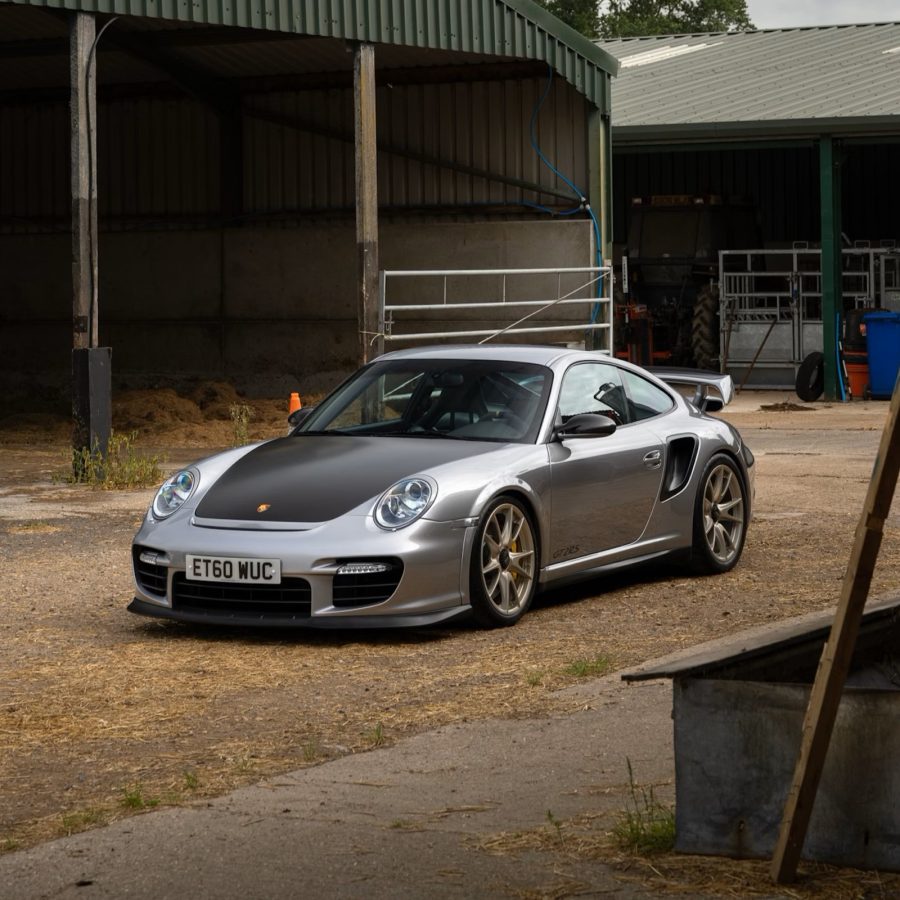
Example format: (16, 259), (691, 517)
(353, 42), (379, 365)
(819, 136), (843, 401)
(588, 107), (613, 353)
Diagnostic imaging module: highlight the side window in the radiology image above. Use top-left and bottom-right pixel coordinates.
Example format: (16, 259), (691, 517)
(621, 371), (675, 421)
(557, 363), (629, 425)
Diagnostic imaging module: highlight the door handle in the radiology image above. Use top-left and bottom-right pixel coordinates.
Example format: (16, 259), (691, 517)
(643, 450), (662, 469)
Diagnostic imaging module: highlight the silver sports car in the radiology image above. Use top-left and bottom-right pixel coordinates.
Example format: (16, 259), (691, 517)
(130, 345), (753, 629)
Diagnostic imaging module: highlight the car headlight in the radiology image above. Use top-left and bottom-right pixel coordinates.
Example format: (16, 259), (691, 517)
(374, 477), (436, 530)
(152, 469), (197, 519)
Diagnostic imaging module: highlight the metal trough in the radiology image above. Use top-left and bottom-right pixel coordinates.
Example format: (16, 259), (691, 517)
(624, 596), (900, 871)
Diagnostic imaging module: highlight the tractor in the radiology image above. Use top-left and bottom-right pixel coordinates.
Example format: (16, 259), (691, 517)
(615, 195), (760, 369)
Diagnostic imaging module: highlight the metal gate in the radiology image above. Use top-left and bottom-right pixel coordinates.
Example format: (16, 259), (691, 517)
(378, 266), (613, 355)
(719, 246), (897, 388)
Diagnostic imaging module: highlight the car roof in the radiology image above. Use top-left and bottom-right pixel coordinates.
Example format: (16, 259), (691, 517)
(378, 344), (592, 367)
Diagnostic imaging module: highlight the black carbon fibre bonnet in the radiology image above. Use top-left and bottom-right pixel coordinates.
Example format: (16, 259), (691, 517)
(194, 435), (486, 523)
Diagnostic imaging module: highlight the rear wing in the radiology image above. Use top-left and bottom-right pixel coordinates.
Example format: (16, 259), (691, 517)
(646, 367), (734, 413)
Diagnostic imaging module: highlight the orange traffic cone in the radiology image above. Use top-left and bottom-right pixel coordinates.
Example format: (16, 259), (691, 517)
(288, 392), (302, 415)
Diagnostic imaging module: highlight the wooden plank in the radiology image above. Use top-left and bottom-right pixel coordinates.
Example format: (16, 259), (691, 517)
(353, 41), (379, 365)
(70, 11), (97, 351)
(771, 376), (900, 882)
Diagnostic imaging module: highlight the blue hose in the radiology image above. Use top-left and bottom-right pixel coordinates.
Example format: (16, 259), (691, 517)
(836, 313), (847, 401)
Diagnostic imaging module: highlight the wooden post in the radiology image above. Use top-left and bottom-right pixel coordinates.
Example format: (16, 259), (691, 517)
(70, 11), (97, 351)
(353, 42), (379, 365)
(70, 11), (112, 471)
(771, 376), (900, 882)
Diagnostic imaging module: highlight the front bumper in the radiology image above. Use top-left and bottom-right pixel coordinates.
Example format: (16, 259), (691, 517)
(127, 596), (471, 629)
(130, 513), (475, 628)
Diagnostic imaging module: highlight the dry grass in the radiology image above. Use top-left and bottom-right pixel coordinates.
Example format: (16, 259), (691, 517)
(475, 812), (900, 898)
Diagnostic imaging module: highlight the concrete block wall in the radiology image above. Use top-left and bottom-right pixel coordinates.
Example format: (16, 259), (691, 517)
(0, 219), (593, 396)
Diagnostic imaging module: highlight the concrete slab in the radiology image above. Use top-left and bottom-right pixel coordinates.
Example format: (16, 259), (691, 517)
(0, 677), (673, 899)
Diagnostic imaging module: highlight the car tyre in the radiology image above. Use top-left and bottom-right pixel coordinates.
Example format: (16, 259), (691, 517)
(469, 495), (538, 627)
(796, 351), (824, 402)
(691, 454), (747, 574)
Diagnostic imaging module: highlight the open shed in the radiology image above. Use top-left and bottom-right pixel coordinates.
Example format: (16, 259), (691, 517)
(0, 0), (617, 413)
(600, 25), (900, 396)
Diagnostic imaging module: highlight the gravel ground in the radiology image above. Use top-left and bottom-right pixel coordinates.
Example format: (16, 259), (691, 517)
(2, 391), (899, 868)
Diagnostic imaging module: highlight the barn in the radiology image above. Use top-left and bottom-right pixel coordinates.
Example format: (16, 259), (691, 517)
(0, 0), (617, 447)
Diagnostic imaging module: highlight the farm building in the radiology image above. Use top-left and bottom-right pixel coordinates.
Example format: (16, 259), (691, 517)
(599, 25), (900, 397)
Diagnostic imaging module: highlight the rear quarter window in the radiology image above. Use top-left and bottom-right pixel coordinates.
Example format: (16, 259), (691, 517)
(621, 371), (675, 422)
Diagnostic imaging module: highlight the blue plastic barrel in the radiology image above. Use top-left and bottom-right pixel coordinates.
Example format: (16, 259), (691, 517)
(863, 311), (900, 398)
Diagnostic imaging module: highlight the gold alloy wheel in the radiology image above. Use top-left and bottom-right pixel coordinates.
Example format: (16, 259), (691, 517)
(702, 462), (745, 565)
(479, 501), (536, 615)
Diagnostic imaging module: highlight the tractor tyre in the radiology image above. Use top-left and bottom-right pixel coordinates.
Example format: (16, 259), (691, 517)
(691, 285), (720, 370)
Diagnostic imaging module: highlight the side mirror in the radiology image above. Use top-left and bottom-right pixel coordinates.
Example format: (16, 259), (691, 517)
(556, 413), (618, 439)
(288, 406), (315, 428)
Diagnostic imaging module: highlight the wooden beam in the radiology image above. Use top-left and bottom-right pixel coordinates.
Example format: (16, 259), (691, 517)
(353, 42), (379, 365)
(771, 377), (900, 882)
(70, 10), (97, 351)
(0, 59), (548, 106)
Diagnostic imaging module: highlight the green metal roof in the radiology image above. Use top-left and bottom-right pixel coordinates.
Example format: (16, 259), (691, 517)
(9, 0), (618, 107)
(599, 24), (900, 142)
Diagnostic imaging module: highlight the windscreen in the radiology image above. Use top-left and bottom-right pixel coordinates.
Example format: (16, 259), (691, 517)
(299, 358), (552, 443)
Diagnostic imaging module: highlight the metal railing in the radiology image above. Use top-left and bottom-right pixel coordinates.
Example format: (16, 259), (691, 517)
(378, 265), (613, 354)
(718, 247), (894, 386)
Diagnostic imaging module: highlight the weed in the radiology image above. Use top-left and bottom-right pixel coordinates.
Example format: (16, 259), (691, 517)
(229, 403), (253, 446)
(564, 654), (613, 678)
(182, 771), (199, 791)
(60, 808), (107, 836)
(612, 759), (675, 856)
(65, 431), (163, 489)
(302, 738), (321, 763)
(120, 785), (160, 810)
(367, 722), (385, 748)
(1, 838), (21, 853)
(229, 751), (255, 774)
(525, 670), (544, 687)
(546, 809), (564, 847)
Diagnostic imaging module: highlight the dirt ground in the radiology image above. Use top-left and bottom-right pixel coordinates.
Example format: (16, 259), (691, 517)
(1, 385), (899, 893)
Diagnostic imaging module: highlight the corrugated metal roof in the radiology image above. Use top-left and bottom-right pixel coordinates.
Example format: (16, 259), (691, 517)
(5, 0), (618, 108)
(598, 24), (900, 141)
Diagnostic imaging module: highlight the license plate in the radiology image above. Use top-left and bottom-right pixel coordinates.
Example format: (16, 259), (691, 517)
(186, 555), (282, 585)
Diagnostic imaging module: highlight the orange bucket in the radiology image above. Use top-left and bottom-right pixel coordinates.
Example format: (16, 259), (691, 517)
(845, 355), (869, 399)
